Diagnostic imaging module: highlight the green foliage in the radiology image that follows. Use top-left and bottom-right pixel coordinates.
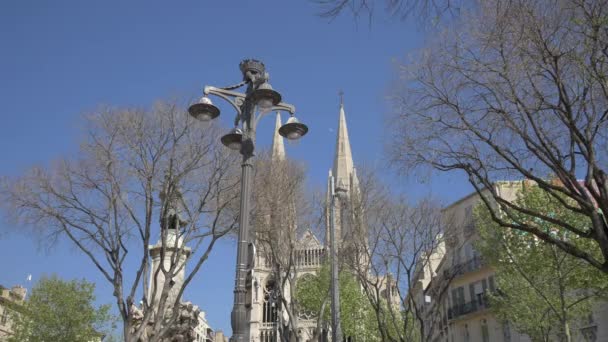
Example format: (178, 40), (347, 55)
(401, 309), (422, 342)
(474, 186), (608, 341)
(295, 263), (379, 340)
(8, 275), (115, 342)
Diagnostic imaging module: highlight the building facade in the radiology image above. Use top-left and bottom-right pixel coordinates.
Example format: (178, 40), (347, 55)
(215, 330), (229, 342)
(428, 183), (526, 342)
(194, 311), (214, 342)
(410, 182), (608, 342)
(0, 285), (26, 341)
(248, 102), (363, 342)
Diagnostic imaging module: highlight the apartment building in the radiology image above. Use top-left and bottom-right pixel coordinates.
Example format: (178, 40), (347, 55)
(195, 311), (214, 342)
(410, 181), (608, 342)
(410, 183), (527, 342)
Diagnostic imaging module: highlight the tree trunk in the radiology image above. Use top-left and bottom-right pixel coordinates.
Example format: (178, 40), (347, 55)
(562, 320), (572, 342)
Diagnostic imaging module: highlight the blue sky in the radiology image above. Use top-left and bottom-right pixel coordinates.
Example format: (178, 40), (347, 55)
(0, 0), (473, 335)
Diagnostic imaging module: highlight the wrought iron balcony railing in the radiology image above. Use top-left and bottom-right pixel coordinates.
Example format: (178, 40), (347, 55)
(454, 256), (486, 277)
(448, 296), (490, 320)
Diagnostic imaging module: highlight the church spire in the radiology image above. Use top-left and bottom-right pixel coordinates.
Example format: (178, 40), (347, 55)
(271, 112), (285, 161)
(332, 94), (354, 190)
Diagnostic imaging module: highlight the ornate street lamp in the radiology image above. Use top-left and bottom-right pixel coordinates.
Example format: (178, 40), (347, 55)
(279, 116), (309, 140)
(188, 96), (220, 121)
(188, 59), (308, 342)
(221, 128), (244, 151)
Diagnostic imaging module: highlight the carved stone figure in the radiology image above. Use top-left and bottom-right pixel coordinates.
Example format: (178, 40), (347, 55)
(162, 301), (201, 342)
(159, 171), (189, 232)
(130, 301), (201, 342)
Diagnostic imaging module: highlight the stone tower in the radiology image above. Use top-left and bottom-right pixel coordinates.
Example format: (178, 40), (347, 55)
(148, 174), (192, 312)
(326, 100), (363, 252)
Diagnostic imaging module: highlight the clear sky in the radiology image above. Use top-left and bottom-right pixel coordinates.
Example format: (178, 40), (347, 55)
(0, 0), (473, 335)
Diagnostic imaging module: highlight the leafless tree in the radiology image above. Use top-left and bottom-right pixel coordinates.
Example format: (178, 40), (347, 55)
(0, 102), (241, 342)
(343, 167), (446, 341)
(313, 0), (463, 23)
(389, 0), (608, 273)
(251, 151), (314, 342)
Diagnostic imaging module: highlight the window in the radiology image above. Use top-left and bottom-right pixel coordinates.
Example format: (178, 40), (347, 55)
(469, 284), (477, 310)
(581, 313), (598, 342)
(450, 289), (457, 307)
(481, 319), (490, 342)
(458, 287), (465, 304)
(262, 280), (278, 323)
(582, 326), (598, 342)
(451, 286), (465, 309)
(489, 276), (496, 292)
(0, 308), (7, 325)
(464, 205), (475, 232)
(503, 321), (512, 342)
(465, 243), (474, 260)
(474, 282), (484, 306)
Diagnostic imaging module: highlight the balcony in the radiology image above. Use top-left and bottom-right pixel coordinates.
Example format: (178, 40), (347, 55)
(454, 256), (486, 277)
(448, 296), (490, 320)
(580, 324), (598, 342)
(295, 248), (325, 268)
(258, 248), (326, 270)
(261, 322), (278, 329)
(260, 328), (277, 342)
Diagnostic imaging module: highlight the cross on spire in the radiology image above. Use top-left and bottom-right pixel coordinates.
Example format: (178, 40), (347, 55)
(339, 89), (344, 106)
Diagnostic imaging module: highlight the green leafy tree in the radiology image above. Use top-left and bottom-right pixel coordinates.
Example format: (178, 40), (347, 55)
(475, 186), (608, 342)
(295, 263), (380, 341)
(8, 275), (114, 342)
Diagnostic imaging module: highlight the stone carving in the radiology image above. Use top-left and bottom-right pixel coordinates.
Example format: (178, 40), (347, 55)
(161, 301), (201, 342)
(129, 304), (153, 341)
(129, 302), (201, 342)
(159, 171), (189, 232)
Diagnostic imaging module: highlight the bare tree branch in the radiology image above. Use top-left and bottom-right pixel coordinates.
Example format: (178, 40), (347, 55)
(0, 101), (241, 342)
(389, 0), (608, 273)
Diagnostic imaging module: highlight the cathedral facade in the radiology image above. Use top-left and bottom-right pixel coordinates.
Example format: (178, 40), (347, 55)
(248, 101), (363, 342)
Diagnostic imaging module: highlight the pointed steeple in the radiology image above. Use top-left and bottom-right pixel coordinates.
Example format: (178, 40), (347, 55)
(271, 112), (285, 161)
(332, 97), (354, 190)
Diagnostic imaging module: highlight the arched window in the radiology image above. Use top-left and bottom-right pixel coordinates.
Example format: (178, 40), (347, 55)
(262, 279), (279, 323)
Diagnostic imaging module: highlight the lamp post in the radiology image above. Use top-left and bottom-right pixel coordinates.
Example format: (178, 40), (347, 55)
(329, 175), (345, 342)
(188, 59), (308, 342)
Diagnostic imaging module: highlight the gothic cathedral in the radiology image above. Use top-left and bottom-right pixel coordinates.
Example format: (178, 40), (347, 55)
(249, 101), (364, 342)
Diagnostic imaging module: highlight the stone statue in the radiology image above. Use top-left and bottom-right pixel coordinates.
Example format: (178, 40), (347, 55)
(129, 301), (201, 342)
(159, 171), (189, 232)
(161, 301), (201, 342)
